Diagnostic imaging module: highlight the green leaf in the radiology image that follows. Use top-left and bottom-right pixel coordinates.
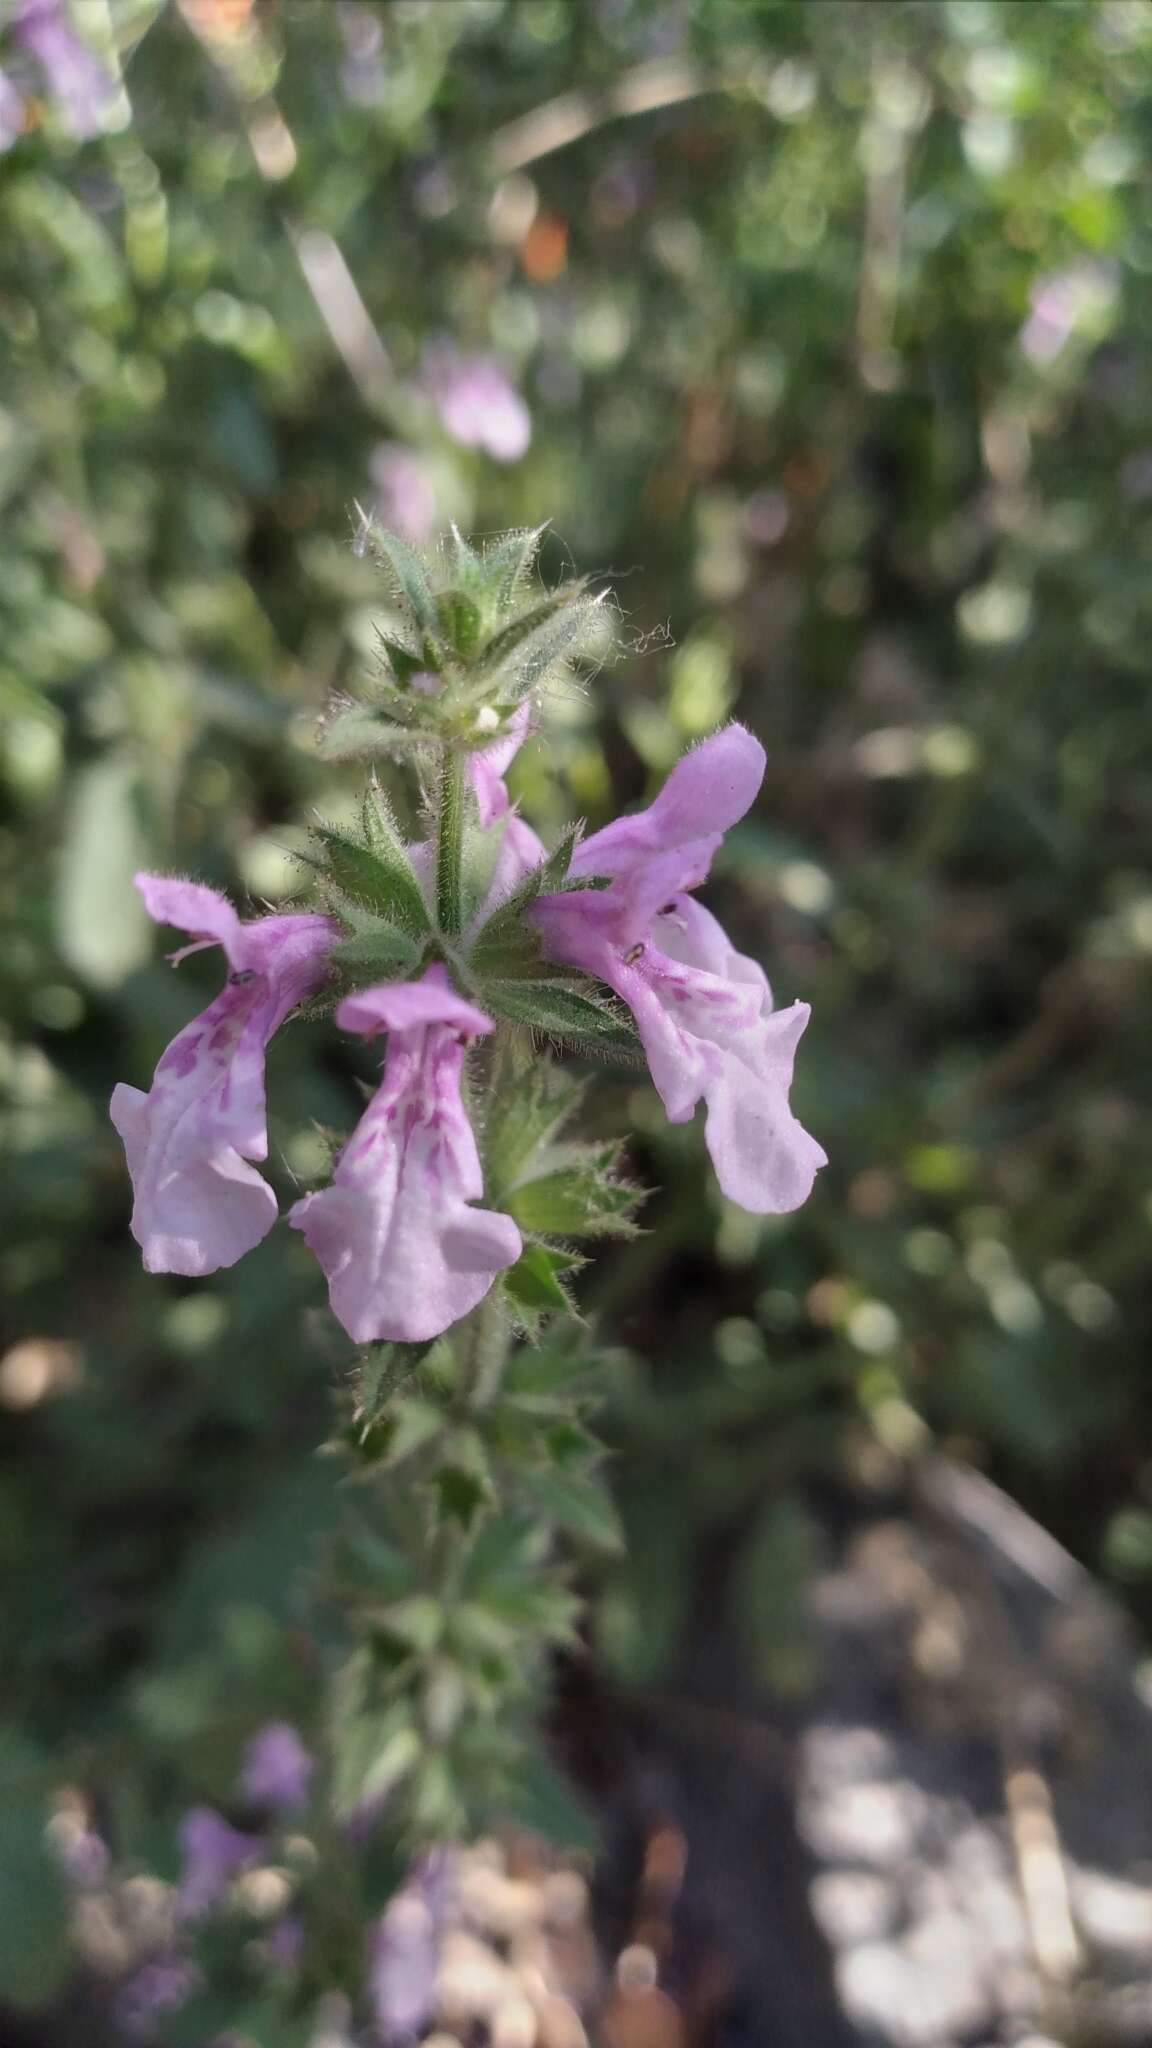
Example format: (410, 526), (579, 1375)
(332, 919), (423, 980)
(479, 524), (547, 610)
(468, 907), (547, 980)
(481, 979), (644, 1063)
(435, 1464), (491, 1527)
(467, 823), (584, 978)
(486, 1063), (583, 1193)
(313, 825), (430, 935)
(368, 526), (441, 639)
(468, 589), (604, 703)
(519, 1468), (625, 1553)
(508, 1164), (641, 1237)
(379, 1595), (444, 1654)
(381, 1397), (446, 1466)
(434, 1428), (495, 1527)
(317, 704), (430, 760)
(56, 750), (150, 987)
(437, 589), (484, 658)
(357, 1343), (431, 1422)
(445, 523), (480, 586)
(504, 1243), (585, 1313)
(329, 1653), (422, 1818)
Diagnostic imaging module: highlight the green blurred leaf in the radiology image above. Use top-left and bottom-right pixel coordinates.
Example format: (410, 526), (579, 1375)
(55, 751), (150, 987)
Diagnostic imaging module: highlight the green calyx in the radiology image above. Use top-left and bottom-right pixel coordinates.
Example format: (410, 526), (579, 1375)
(319, 521), (609, 764)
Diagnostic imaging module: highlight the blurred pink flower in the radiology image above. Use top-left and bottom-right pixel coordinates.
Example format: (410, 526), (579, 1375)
(534, 725), (826, 1213)
(369, 1852), (453, 2043)
(4, 0), (115, 144)
(370, 442), (438, 544)
(110, 878), (335, 1277)
(0, 68), (25, 149)
(1020, 261), (1116, 365)
(290, 966), (521, 1343)
(423, 344), (531, 462)
(240, 1722), (314, 1816)
(177, 1807), (259, 1921)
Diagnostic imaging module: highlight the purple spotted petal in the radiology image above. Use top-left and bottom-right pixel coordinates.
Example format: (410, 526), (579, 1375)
(110, 879), (335, 1275)
(534, 879), (824, 1215)
(291, 967), (521, 1344)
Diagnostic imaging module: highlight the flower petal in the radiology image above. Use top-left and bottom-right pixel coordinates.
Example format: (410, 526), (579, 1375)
(291, 1018), (520, 1343)
(700, 1003), (828, 1213)
(571, 724), (765, 879)
(111, 908), (335, 1275)
(470, 702), (532, 828)
(135, 873), (242, 964)
(534, 888), (823, 1216)
(654, 894), (772, 1005)
(111, 985), (281, 1277)
(337, 964), (492, 1040)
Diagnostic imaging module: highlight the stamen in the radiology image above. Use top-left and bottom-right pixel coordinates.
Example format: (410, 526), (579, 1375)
(167, 938), (220, 968)
(623, 942), (645, 964)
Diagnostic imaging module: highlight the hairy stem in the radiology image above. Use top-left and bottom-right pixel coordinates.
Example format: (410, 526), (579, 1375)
(436, 746), (465, 936)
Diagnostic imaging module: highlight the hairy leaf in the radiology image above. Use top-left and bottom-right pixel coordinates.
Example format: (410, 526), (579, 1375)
(508, 1163), (641, 1237)
(504, 1242), (584, 1315)
(481, 978), (644, 1063)
(317, 704), (431, 761)
(313, 824), (430, 936)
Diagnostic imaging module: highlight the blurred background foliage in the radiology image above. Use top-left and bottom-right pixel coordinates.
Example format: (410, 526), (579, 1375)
(3, 0), (1152, 2006)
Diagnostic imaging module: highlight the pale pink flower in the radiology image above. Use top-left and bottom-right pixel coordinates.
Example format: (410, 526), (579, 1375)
(1019, 261), (1117, 365)
(0, 68), (25, 149)
(369, 442), (438, 544)
(177, 1807), (259, 1921)
(369, 1852), (453, 2044)
(8, 0), (115, 141)
(470, 702), (546, 904)
(533, 725), (826, 1213)
(239, 1722), (314, 1816)
(110, 878), (335, 1277)
(423, 345), (531, 462)
(290, 966), (521, 1344)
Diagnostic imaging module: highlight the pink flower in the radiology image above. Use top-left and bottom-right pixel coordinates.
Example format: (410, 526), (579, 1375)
(368, 1853), (452, 2042)
(289, 966), (522, 1344)
(0, 69), (25, 150)
(177, 1807), (259, 1921)
(533, 725), (826, 1213)
(110, 878), (335, 1278)
(423, 344), (531, 462)
(470, 703), (546, 904)
(239, 1722), (314, 1817)
(369, 442), (437, 544)
(10, 0), (115, 141)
